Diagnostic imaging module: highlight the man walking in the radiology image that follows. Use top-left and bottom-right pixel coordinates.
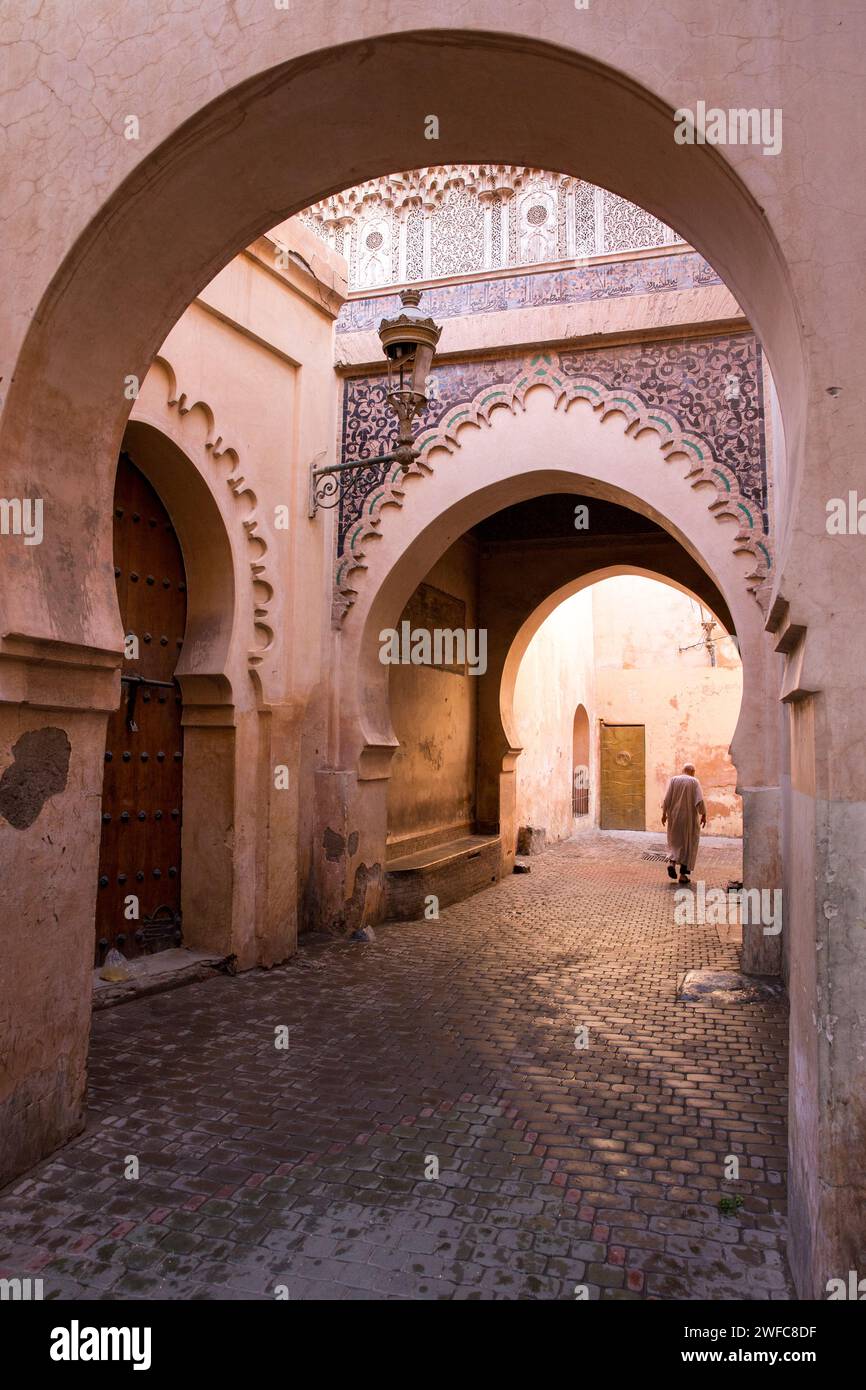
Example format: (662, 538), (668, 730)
(661, 762), (707, 885)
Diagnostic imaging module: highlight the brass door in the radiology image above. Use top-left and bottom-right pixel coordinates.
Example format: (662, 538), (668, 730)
(95, 454), (187, 963)
(600, 723), (646, 830)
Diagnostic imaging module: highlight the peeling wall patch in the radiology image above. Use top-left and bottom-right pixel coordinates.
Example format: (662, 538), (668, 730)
(0, 728), (71, 830)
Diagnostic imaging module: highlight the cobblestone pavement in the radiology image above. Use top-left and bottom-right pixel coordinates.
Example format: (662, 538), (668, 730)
(0, 831), (793, 1300)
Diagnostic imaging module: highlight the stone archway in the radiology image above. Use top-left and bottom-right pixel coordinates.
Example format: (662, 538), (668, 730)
(332, 388), (779, 980)
(335, 351), (772, 621)
(120, 407), (297, 973)
(502, 565), (741, 848)
(502, 565), (737, 764)
(484, 557), (745, 882)
(0, 28), (805, 660)
(3, 13), (858, 1298)
(118, 421), (244, 962)
(346, 386), (773, 777)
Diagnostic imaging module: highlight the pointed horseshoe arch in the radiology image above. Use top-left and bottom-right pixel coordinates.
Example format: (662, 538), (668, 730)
(135, 356), (276, 670)
(342, 385), (774, 800)
(500, 564), (739, 763)
(335, 351), (772, 623)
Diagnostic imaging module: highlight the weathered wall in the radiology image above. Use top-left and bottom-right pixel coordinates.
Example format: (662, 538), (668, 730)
(592, 577), (743, 836)
(386, 539), (480, 853)
(513, 589), (596, 843)
(335, 249), (744, 369)
(0, 219), (346, 1187)
(785, 696), (820, 1296)
(0, 711), (100, 1181)
(129, 218), (346, 968)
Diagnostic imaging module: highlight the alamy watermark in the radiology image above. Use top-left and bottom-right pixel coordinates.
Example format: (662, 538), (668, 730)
(0, 1276), (43, 1300)
(675, 881), (782, 936)
(826, 1270), (866, 1299)
(0, 497), (43, 545)
(826, 492), (866, 535)
(50, 1322), (151, 1370)
(675, 102), (782, 156)
(379, 622), (487, 676)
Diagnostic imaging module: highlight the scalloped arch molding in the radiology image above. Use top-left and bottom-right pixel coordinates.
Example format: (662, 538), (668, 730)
(334, 351), (772, 621)
(139, 355), (275, 667)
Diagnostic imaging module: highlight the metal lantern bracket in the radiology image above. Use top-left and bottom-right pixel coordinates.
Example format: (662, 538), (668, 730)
(309, 288), (441, 518)
(309, 447), (412, 518)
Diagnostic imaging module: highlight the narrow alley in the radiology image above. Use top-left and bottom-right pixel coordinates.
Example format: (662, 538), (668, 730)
(0, 833), (791, 1301)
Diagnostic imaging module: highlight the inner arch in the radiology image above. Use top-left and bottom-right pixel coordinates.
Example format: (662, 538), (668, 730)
(509, 570), (743, 841)
(501, 562), (734, 758)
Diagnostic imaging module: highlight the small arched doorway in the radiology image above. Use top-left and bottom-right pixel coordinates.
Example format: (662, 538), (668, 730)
(572, 704), (590, 820)
(95, 454), (187, 965)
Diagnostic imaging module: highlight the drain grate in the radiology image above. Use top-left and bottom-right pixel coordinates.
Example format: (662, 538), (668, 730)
(641, 848), (670, 861)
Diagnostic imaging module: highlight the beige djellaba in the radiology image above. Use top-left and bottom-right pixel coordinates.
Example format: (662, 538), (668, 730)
(662, 773), (706, 871)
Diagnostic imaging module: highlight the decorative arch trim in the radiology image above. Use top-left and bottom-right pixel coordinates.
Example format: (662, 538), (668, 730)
(333, 350), (772, 622)
(143, 355), (276, 668)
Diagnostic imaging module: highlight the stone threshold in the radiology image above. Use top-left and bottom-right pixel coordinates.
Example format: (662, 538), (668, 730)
(93, 947), (234, 1011)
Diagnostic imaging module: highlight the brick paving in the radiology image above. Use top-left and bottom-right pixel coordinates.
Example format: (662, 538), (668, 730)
(0, 831), (793, 1300)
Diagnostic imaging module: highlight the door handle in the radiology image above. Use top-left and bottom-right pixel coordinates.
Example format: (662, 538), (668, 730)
(120, 674), (176, 732)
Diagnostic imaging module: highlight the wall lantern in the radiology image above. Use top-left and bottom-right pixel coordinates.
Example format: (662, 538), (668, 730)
(310, 288), (442, 516)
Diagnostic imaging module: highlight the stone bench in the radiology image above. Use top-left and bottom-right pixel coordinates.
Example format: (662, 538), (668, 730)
(384, 833), (501, 921)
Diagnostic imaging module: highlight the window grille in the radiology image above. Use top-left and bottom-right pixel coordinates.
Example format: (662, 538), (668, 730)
(573, 764), (590, 817)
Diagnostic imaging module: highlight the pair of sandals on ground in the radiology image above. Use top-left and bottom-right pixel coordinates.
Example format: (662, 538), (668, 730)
(667, 861), (692, 885)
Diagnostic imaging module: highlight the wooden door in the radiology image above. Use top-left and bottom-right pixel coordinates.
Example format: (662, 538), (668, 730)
(95, 454), (187, 964)
(600, 723), (646, 830)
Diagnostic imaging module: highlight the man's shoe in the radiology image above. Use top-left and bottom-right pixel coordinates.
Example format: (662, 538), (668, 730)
(679, 874), (690, 885)
(667, 864), (677, 880)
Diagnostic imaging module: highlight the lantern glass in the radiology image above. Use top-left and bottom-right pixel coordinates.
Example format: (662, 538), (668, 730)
(411, 342), (435, 399)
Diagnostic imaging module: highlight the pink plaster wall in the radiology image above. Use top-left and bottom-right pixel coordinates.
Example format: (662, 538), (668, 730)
(592, 577), (742, 836)
(513, 576), (742, 842)
(513, 590), (596, 844)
